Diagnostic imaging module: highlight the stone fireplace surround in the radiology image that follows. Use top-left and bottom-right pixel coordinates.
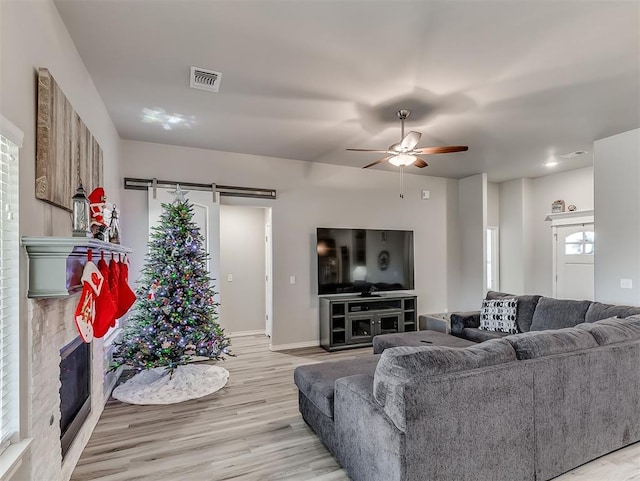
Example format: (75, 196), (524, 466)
(28, 295), (116, 481)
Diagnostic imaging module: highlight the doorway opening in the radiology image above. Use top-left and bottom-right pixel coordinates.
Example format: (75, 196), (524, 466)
(219, 205), (273, 337)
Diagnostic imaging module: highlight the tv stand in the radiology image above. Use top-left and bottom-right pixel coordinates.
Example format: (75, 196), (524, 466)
(319, 294), (417, 351)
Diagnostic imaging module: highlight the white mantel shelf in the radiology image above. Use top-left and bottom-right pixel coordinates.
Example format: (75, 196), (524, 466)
(544, 209), (594, 224)
(22, 237), (132, 298)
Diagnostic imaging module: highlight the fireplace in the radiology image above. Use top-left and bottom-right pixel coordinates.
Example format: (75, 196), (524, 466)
(59, 336), (91, 458)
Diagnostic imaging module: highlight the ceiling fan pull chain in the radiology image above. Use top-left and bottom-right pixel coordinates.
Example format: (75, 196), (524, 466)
(400, 166), (405, 199)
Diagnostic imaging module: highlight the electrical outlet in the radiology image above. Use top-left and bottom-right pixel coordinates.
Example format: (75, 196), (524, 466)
(290, 275), (296, 285)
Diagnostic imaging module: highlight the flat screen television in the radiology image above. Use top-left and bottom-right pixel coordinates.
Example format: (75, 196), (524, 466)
(317, 227), (414, 295)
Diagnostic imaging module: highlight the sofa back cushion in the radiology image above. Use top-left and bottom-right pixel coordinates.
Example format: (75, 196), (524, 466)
(482, 292), (541, 333)
(486, 290), (514, 300)
(576, 316), (640, 346)
(506, 327), (598, 360)
(584, 302), (640, 323)
(529, 297), (592, 331)
(373, 339), (516, 430)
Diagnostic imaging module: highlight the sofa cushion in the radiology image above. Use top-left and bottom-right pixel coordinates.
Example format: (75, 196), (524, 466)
(529, 297), (592, 331)
(576, 316), (640, 345)
(462, 327), (510, 343)
(373, 330), (476, 354)
(486, 290), (514, 300)
(293, 355), (380, 419)
(373, 339), (516, 426)
(513, 295), (543, 332)
(584, 302), (640, 323)
(480, 298), (518, 334)
(450, 311), (481, 336)
(505, 327), (598, 360)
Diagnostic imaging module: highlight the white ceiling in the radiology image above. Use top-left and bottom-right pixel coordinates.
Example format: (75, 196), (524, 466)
(54, 0), (640, 182)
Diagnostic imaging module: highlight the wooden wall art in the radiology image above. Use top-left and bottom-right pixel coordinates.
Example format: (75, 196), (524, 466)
(36, 68), (103, 212)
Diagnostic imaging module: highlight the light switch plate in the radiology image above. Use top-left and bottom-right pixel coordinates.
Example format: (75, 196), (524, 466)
(421, 190), (430, 200)
(290, 275), (296, 285)
(227, 274), (233, 282)
(620, 278), (633, 289)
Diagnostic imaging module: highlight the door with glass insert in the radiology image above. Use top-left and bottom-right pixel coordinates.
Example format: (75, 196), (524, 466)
(555, 224), (594, 300)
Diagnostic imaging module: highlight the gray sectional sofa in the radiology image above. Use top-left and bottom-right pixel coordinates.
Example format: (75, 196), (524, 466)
(450, 290), (640, 342)
(294, 300), (640, 481)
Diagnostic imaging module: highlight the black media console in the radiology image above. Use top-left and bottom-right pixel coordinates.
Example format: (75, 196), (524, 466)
(319, 294), (417, 351)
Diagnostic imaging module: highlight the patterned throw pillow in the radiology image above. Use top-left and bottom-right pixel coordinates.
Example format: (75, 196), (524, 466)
(480, 298), (518, 334)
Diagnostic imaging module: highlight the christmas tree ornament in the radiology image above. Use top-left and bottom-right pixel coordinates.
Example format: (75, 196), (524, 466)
(148, 280), (159, 300)
(72, 182), (91, 237)
(169, 184), (189, 203)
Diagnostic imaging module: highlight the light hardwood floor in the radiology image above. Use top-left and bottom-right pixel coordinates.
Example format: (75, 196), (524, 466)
(72, 335), (640, 481)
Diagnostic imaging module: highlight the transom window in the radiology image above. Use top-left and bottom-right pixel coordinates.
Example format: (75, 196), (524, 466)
(565, 231), (594, 255)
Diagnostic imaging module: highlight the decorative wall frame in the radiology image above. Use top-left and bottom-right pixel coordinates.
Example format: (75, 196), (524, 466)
(36, 68), (103, 212)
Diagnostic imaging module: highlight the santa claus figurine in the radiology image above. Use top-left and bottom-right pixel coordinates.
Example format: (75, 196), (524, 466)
(88, 187), (107, 240)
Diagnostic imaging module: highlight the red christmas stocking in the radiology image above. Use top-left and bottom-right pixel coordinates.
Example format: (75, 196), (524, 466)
(74, 260), (104, 343)
(116, 256), (136, 320)
(108, 256), (120, 324)
(93, 256), (118, 338)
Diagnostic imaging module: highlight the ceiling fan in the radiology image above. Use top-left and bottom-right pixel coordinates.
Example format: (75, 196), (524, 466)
(347, 109), (468, 169)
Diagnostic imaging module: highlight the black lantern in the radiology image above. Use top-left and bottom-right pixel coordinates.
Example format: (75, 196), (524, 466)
(72, 182), (90, 237)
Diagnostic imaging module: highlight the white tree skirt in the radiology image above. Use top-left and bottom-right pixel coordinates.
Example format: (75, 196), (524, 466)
(112, 364), (229, 405)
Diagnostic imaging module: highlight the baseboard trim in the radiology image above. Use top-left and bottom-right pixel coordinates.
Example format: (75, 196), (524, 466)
(104, 365), (124, 404)
(229, 329), (266, 338)
(269, 340), (319, 351)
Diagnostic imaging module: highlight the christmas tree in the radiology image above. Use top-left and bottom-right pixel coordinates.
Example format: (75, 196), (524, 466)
(112, 188), (231, 374)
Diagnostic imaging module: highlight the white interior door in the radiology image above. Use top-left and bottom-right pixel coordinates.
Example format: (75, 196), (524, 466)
(265, 219), (273, 337)
(148, 187), (221, 303)
(555, 223), (594, 300)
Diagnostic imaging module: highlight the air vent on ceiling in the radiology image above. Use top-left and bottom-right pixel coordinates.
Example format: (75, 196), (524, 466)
(560, 150), (588, 159)
(190, 66), (222, 92)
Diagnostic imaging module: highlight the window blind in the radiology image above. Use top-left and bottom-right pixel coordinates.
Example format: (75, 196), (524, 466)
(0, 133), (19, 455)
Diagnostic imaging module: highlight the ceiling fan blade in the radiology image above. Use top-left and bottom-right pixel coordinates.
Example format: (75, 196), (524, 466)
(414, 145), (469, 154)
(388, 142), (403, 152)
(346, 148), (390, 153)
(413, 158), (428, 168)
(362, 156), (392, 169)
(401, 131), (422, 151)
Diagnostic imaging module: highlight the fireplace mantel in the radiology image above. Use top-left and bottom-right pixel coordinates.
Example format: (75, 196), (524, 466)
(22, 237), (132, 298)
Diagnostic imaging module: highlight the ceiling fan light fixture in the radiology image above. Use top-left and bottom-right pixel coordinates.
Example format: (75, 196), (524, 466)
(389, 153), (416, 167)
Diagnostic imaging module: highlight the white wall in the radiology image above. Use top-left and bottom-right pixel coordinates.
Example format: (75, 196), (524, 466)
(120, 140), (460, 348)
(531, 166), (593, 296)
(0, 1), (121, 480)
(219, 205), (266, 334)
(499, 178), (534, 294)
(457, 173), (487, 309)
(487, 182), (500, 227)
(594, 129), (640, 304)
